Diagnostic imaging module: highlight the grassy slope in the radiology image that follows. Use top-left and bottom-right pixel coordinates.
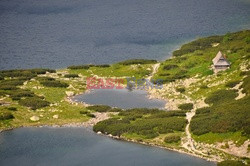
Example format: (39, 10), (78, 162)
(153, 30), (250, 145)
(65, 63), (154, 79)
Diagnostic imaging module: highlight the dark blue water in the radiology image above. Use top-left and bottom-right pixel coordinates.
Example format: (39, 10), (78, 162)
(74, 89), (166, 109)
(0, 127), (216, 166)
(0, 0), (250, 70)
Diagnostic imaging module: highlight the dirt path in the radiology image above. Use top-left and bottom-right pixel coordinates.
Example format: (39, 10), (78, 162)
(147, 63), (160, 80)
(182, 106), (206, 156)
(146, 63), (206, 155)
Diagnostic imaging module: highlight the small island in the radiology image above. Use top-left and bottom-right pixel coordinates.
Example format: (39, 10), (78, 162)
(0, 30), (249, 165)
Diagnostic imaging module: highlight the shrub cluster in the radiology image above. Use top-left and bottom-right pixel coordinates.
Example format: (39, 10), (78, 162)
(0, 69), (55, 79)
(67, 65), (92, 70)
(80, 110), (96, 118)
(9, 89), (35, 100)
(0, 112), (14, 120)
(163, 64), (178, 70)
(217, 160), (245, 166)
(204, 89), (238, 105)
(240, 75), (250, 94)
(86, 113), (96, 118)
(225, 80), (240, 88)
(164, 135), (181, 143)
(191, 95), (250, 136)
(36, 77), (55, 81)
(173, 35), (223, 57)
(7, 107), (17, 111)
(191, 83), (250, 136)
(67, 64), (110, 70)
(176, 87), (185, 93)
(40, 80), (69, 88)
(64, 74), (79, 78)
(94, 64), (110, 68)
(19, 97), (50, 110)
(118, 59), (157, 65)
(0, 79), (25, 91)
(178, 103), (193, 110)
(93, 108), (187, 138)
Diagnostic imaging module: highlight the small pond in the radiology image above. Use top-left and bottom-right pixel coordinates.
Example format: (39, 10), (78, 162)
(73, 89), (166, 109)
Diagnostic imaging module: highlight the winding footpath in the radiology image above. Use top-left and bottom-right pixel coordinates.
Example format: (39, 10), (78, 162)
(147, 63), (160, 80)
(148, 63), (214, 160)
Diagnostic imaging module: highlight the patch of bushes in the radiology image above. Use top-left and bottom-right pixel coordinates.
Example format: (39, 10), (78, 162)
(164, 135), (181, 143)
(0, 112), (14, 120)
(86, 105), (112, 112)
(40, 80), (69, 88)
(240, 71), (250, 76)
(138, 130), (159, 139)
(217, 160), (245, 166)
(178, 103), (193, 110)
(9, 89), (35, 99)
(204, 89), (238, 105)
(7, 107), (17, 111)
(80, 110), (96, 118)
(80, 110), (88, 114)
(200, 85), (208, 89)
(118, 59), (157, 65)
(0, 79), (25, 86)
(36, 77), (55, 81)
(19, 97), (50, 110)
(163, 64), (178, 70)
(225, 80), (240, 88)
(0, 69), (55, 78)
(110, 108), (123, 112)
(0, 85), (17, 90)
(176, 87), (185, 93)
(86, 113), (96, 118)
(64, 74), (79, 78)
(195, 107), (211, 114)
(67, 64), (110, 70)
(240, 76), (250, 94)
(0, 91), (7, 96)
(191, 96), (250, 136)
(147, 110), (186, 119)
(159, 73), (170, 76)
(94, 64), (110, 68)
(30, 69), (56, 74)
(173, 35), (223, 57)
(68, 65), (91, 70)
(93, 108), (187, 138)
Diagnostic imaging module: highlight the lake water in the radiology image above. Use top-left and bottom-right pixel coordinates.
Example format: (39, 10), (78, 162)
(0, 0), (250, 70)
(0, 127), (216, 166)
(73, 89), (166, 109)
(0, 1), (249, 165)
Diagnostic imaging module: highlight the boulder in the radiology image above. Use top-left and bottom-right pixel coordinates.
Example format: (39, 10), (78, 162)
(66, 91), (74, 97)
(30, 116), (39, 121)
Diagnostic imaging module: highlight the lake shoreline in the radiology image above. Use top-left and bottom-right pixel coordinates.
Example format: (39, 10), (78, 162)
(0, 124), (217, 163)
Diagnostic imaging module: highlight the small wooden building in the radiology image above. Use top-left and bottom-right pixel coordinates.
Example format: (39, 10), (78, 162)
(212, 51), (230, 71)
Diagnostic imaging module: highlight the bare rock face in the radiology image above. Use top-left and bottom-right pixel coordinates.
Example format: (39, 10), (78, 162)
(30, 116), (39, 121)
(66, 91), (74, 97)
